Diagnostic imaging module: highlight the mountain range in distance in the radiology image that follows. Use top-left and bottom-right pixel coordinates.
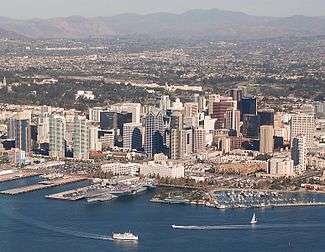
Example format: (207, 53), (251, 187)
(0, 9), (324, 40)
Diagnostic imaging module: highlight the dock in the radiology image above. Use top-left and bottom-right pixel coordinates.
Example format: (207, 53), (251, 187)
(0, 171), (40, 183)
(0, 176), (88, 195)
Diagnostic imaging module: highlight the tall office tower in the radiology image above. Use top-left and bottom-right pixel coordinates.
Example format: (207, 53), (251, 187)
(242, 114), (260, 139)
(240, 96), (257, 119)
(99, 111), (132, 134)
(274, 112), (282, 130)
(15, 112), (32, 153)
(259, 125), (274, 154)
(111, 103), (141, 124)
(73, 115), (89, 160)
(49, 115), (66, 159)
(225, 109), (241, 135)
(160, 95), (171, 111)
(89, 107), (103, 122)
(291, 135), (306, 172)
(211, 97), (237, 129)
(170, 111), (183, 130)
(88, 125), (101, 152)
(6, 116), (17, 139)
(123, 123), (143, 151)
(100, 111), (116, 130)
(116, 112), (133, 136)
(144, 111), (164, 159)
(208, 94), (220, 116)
(184, 102), (199, 117)
(226, 88), (243, 109)
(290, 113), (315, 148)
(37, 113), (50, 143)
(170, 129), (180, 159)
(194, 94), (207, 113)
(184, 102), (199, 128)
(180, 129), (193, 158)
(64, 111), (75, 148)
(170, 128), (193, 159)
(193, 128), (206, 153)
(258, 109), (275, 126)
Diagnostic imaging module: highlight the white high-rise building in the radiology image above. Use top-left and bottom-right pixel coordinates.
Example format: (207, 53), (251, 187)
(290, 113), (315, 148)
(160, 95), (171, 111)
(73, 115), (89, 160)
(89, 107), (102, 122)
(88, 125), (101, 151)
(225, 109), (241, 135)
(38, 113), (50, 143)
(260, 125), (274, 154)
(49, 115), (66, 159)
(291, 135), (306, 173)
(64, 111), (76, 148)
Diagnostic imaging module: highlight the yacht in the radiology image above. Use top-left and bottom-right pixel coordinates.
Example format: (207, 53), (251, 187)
(112, 232), (138, 241)
(250, 213), (257, 224)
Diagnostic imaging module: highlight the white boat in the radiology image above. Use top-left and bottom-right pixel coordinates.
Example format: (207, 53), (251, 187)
(250, 213), (257, 224)
(112, 232), (138, 241)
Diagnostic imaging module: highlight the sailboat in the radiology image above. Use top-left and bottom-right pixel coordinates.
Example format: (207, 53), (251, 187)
(250, 213), (257, 224)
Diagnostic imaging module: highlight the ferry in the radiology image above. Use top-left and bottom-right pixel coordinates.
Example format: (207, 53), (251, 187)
(112, 232), (138, 241)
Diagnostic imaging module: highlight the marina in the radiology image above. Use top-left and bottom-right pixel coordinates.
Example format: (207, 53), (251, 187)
(150, 188), (325, 209)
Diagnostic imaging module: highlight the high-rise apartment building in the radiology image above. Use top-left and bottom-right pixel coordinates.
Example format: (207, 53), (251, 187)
(49, 115), (66, 159)
(73, 115), (89, 160)
(290, 113), (315, 148)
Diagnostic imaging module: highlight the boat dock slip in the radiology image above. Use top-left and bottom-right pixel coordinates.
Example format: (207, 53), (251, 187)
(0, 176), (88, 195)
(0, 171), (40, 183)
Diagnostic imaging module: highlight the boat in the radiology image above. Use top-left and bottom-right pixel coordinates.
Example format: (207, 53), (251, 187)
(250, 213), (257, 224)
(112, 232), (138, 241)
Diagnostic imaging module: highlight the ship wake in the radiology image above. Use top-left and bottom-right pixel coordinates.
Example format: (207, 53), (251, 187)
(172, 223), (325, 230)
(2, 208), (113, 241)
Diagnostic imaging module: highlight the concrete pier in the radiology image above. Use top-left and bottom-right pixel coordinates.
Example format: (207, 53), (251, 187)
(0, 176), (88, 195)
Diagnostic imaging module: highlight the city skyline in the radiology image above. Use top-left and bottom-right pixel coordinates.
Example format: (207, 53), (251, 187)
(1, 0), (325, 19)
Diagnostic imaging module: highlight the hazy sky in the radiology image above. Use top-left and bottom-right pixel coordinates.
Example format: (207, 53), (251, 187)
(1, 0), (325, 19)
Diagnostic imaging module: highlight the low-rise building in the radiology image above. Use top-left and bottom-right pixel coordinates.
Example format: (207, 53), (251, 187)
(267, 156), (295, 177)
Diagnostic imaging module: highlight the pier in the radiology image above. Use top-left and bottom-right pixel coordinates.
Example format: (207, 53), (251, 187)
(0, 171), (40, 183)
(0, 176), (88, 195)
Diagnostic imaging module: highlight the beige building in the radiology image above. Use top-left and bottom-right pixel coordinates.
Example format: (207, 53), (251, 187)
(290, 113), (315, 148)
(268, 156), (294, 177)
(260, 125), (274, 154)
